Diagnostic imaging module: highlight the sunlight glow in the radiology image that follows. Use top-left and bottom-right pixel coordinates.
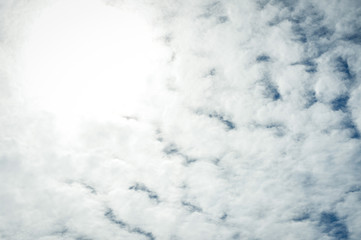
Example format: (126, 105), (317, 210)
(18, 0), (163, 129)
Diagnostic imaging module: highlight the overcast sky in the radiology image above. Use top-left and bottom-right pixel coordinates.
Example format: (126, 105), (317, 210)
(1, 0), (361, 239)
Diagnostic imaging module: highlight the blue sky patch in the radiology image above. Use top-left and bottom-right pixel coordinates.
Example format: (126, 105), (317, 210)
(319, 212), (349, 240)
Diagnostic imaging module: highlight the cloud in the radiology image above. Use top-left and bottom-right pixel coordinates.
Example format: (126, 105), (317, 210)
(1, 0), (361, 239)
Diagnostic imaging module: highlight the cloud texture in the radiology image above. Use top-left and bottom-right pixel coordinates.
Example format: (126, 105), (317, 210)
(1, 0), (361, 239)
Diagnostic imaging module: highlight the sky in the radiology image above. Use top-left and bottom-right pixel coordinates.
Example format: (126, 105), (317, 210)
(0, 0), (361, 239)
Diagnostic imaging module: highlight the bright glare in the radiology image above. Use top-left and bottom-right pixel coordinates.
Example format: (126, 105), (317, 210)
(18, 0), (162, 131)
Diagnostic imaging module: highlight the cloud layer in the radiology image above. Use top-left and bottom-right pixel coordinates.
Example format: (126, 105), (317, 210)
(1, 0), (361, 239)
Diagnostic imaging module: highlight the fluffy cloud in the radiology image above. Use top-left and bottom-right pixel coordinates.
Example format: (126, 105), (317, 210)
(1, 0), (361, 239)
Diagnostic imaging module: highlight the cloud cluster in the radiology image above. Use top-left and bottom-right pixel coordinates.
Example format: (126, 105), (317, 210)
(1, 0), (361, 239)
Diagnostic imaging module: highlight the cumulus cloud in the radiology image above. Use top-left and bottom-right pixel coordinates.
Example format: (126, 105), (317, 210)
(1, 0), (361, 239)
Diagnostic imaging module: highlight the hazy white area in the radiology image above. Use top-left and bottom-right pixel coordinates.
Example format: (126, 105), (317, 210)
(1, 0), (361, 239)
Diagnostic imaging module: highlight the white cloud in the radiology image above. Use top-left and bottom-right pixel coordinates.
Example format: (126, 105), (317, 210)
(1, 0), (361, 239)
